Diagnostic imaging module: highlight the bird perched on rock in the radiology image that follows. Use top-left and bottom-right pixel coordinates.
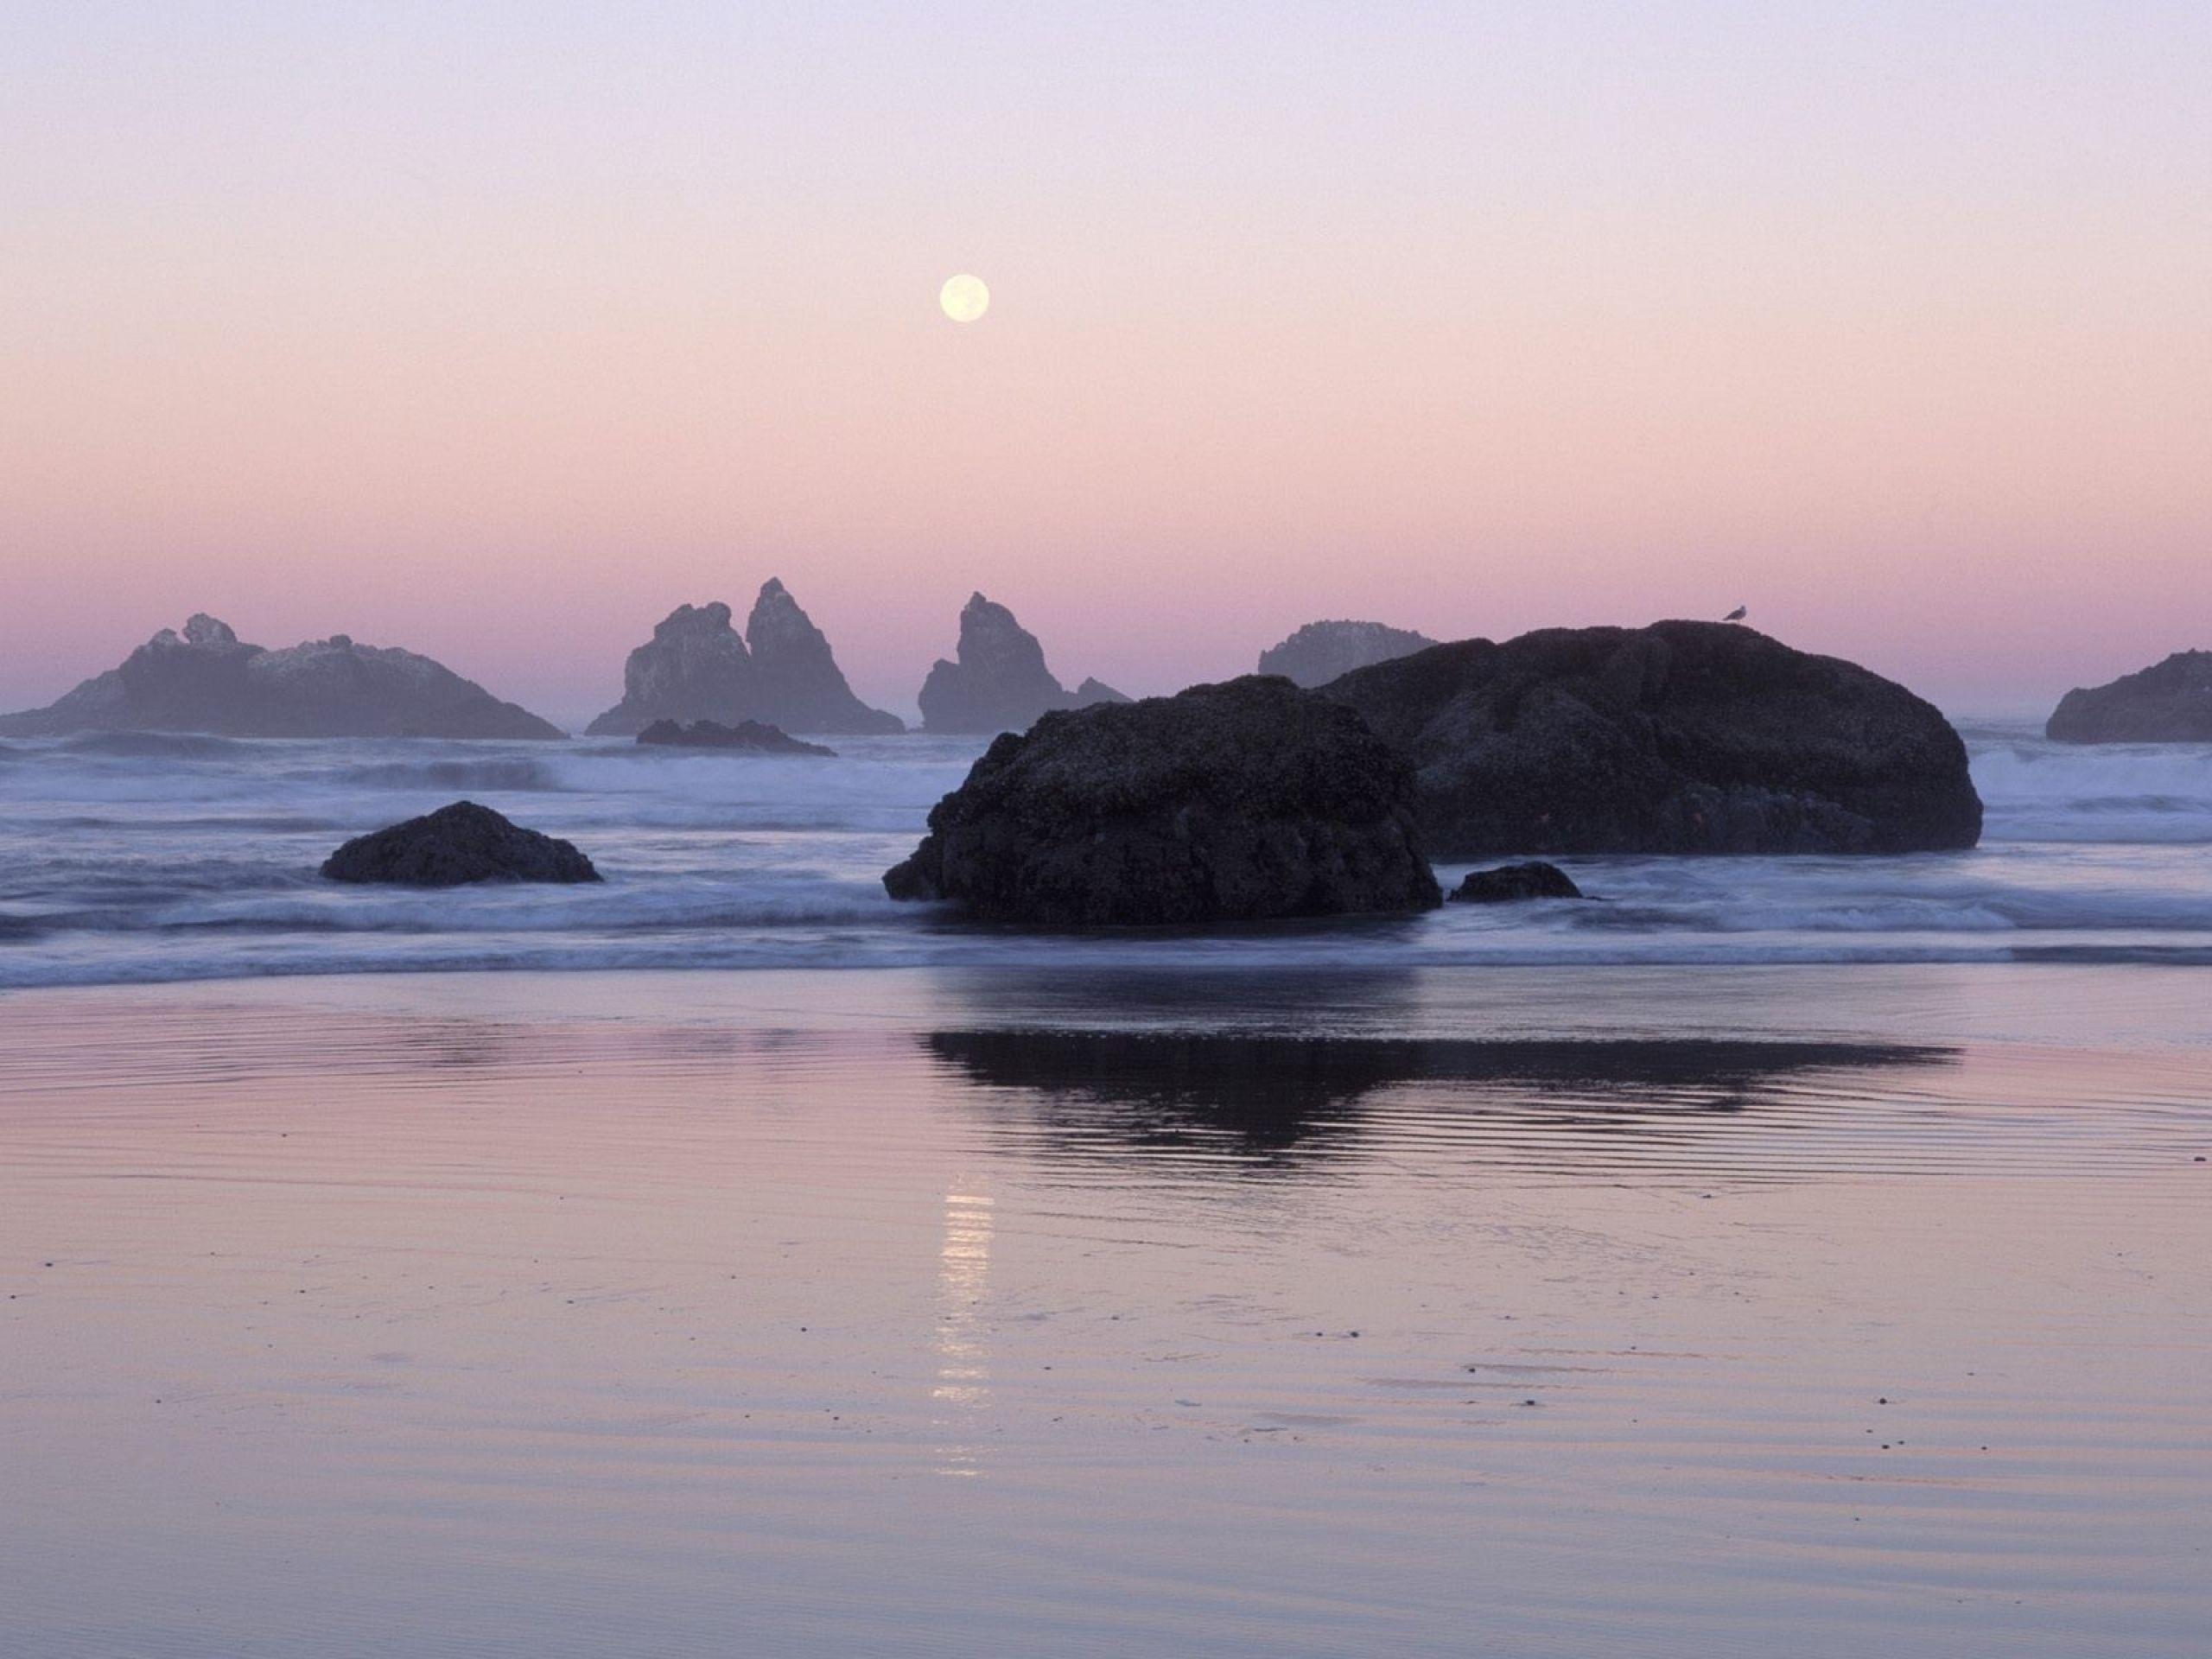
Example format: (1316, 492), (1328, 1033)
(1723, 606), (1748, 622)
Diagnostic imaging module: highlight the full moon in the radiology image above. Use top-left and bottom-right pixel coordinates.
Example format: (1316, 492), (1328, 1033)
(938, 273), (989, 323)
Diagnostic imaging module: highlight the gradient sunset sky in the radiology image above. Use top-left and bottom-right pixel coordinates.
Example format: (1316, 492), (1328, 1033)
(5, 2), (2209, 722)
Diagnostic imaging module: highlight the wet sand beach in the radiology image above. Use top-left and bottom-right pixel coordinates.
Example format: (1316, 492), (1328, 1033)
(3, 963), (2207, 1656)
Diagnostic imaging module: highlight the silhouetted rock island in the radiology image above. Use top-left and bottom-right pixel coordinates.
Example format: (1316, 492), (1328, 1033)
(1258, 620), (1437, 688)
(587, 581), (902, 737)
(885, 676), (1441, 924)
(2046, 652), (2212, 742)
(1326, 622), (1981, 855)
(636, 718), (834, 756)
(1452, 861), (1584, 902)
(0, 615), (563, 740)
(321, 801), (601, 887)
(918, 594), (1128, 734)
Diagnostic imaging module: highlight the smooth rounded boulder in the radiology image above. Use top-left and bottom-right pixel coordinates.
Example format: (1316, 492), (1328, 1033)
(1326, 622), (1982, 855)
(883, 676), (1441, 925)
(321, 801), (601, 887)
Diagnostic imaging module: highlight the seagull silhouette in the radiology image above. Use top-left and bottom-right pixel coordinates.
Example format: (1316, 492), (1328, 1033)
(1723, 606), (1747, 623)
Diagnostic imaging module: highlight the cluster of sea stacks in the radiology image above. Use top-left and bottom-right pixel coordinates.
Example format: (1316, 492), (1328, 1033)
(587, 581), (902, 737)
(9, 588), (2209, 924)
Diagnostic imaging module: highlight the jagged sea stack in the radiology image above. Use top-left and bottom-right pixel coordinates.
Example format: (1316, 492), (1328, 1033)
(0, 615), (563, 739)
(1325, 621), (1982, 855)
(1258, 620), (1437, 688)
(743, 580), (905, 734)
(918, 593), (1129, 734)
(2046, 652), (2212, 742)
(586, 602), (755, 736)
(884, 676), (1441, 924)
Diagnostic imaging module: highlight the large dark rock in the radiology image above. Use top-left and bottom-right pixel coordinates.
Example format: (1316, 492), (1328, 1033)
(321, 801), (601, 887)
(636, 718), (834, 756)
(884, 676), (1441, 924)
(1452, 861), (1584, 903)
(0, 615), (563, 740)
(917, 593), (1128, 734)
(2047, 652), (2212, 742)
(743, 580), (904, 734)
(586, 602), (754, 736)
(1326, 622), (1981, 855)
(1259, 620), (1437, 688)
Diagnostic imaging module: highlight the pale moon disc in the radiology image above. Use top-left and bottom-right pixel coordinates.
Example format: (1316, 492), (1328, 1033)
(939, 273), (989, 323)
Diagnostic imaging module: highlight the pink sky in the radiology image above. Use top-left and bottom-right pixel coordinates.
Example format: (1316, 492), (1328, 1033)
(4, 4), (2209, 723)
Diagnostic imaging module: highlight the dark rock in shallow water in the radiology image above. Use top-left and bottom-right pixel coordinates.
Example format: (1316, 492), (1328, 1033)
(586, 602), (755, 736)
(321, 801), (601, 887)
(2046, 652), (2212, 742)
(1325, 621), (1981, 855)
(744, 579), (905, 735)
(1258, 620), (1437, 688)
(1452, 861), (1584, 903)
(0, 614), (563, 740)
(636, 718), (834, 756)
(917, 593), (1128, 734)
(884, 675), (1441, 924)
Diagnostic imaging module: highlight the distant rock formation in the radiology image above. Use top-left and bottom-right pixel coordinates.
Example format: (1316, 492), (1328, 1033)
(1325, 622), (1982, 855)
(588, 582), (902, 736)
(636, 718), (834, 756)
(1450, 861), (1584, 903)
(745, 578), (905, 735)
(0, 615), (564, 740)
(884, 676), (1441, 924)
(2046, 652), (2212, 742)
(321, 801), (601, 886)
(1258, 620), (1437, 688)
(585, 603), (754, 736)
(917, 593), (1129, 734)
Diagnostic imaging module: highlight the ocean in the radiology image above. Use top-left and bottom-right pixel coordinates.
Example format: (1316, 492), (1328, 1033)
(3, 721), (2210, 988)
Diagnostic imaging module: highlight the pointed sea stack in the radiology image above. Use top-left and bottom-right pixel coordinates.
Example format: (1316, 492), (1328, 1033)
(2046, 652), (2212, 742)
(1258, 620), (1437, 688)
(885, 676), (1440, 924)
(744, 579), (904, 734)
(1325, 621), (1981, 855)
(917, 593), (1129, 734)
(0, 615), (563, 739)
(586, 602), (754, 736)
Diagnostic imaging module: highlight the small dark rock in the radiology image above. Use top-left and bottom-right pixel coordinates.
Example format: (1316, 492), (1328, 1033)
(1450, 861), (1584, 903)
(635, 718), (834, 756)
(321, 801), (601, 887)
